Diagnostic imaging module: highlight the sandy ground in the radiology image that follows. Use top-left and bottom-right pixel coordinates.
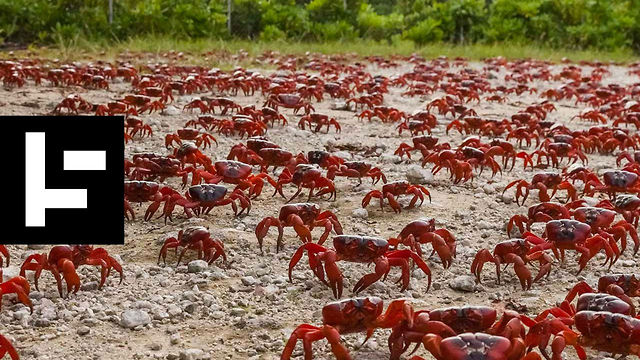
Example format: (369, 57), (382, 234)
(0, 55), (638, 360)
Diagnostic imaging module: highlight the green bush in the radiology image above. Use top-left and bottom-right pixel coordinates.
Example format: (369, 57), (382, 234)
(356, 4), (403, 42)
(259, 24), (286, 41)
(231, 0), (263, 38)
(403, 18), (444, 45)
(307, 0), (348, 23)
(261, 0), (311, 39)
(313, 20), (358, 41)
(0, 0), (638, 53)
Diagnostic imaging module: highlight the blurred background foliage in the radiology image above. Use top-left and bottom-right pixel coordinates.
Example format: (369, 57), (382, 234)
(0, 0), (639, 52)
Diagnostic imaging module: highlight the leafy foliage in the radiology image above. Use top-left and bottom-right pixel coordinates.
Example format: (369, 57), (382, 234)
(0, 0), (638, 52)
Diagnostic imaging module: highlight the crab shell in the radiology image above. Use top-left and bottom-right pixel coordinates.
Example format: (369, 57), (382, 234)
(576, 293), (633, 315)
(544, 219), (592, 246)
(124, 181), (160, 200)
(278, 203), (320, 222)
(332, 235), (389, 263)
(574, 311), (640, 354)
(321, 296), (384, 333)
(398, 219), (436, 238)
(437, 333), (516, 359)
(428, 306), (498, 334)
(188, 184), (228, 203)
(214, 160), (252, 179)
(572, 207), (616, 229)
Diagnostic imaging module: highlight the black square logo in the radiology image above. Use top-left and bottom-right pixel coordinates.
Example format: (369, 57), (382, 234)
(6, 115), (124, 245)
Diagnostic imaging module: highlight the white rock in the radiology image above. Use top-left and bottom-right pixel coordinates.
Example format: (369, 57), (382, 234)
(333, 151), (352, 160)
(331, 101), (348, 111)
(381, 154), (402, 164)
(119, 309), (151, 329)
(483, 183), (495, 194)
(449, 276), (476, 292)
(179, 349), (205, 360)
(241, 276), (259, 286)
(1, 266), (20, 282)
(187, 260), (208, 273)
(351, 208), (368, 219)
(77, 326), (91, 335)
(162, 106), (181, 116)
(405, 165), (433, 184)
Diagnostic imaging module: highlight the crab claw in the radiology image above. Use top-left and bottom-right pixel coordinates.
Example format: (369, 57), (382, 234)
(0, 334), (18, 360)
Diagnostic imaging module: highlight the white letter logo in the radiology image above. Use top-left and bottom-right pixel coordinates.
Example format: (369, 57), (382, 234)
(24, 132), (106, 227)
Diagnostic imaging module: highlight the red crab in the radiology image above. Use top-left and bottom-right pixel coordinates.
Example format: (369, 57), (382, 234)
(253, 148), (306, 173)
(170, 184), (251, 218)
(122, 94), (165, 114)
(227, 137), (279, 164)
(507, 202), (572, 237)
(158, 226), (226, 266)
(255, 203), (343, 253)
(53, 94), (92, 114)
(126, 154), (194, 184)
(551, 311), (640, 359)
(571, 205), (639, 255)
(306, 150), (345, 169)
(416, 332), (542, 360)
(0, 334), (18, 360)
(0, 269), (32, 313)
(124, 181), (190, 222)
(20, 245), (123, 298)
(298, 113), (342, 133)
(273, 164), (336, 203)
(393, 307), (535, 360)
(537, 291), (634, 320)
(184, 114), (224, 130)
(564, 274), (640, 315)
(137, 85), (173, 103)
(206, 97), (243, 115)
(281, 297), (414, 360)
(289, 235), (432, 298)
(326, 161), (387, 184)
(191, 160), (276, 198)
(472, 239), (553, 290)
(394, 135), (451, 160)
(396, 120), (434, 136)
(362, 181), (431, 213)
(597, 194), (640, 226)
(358, 106), (406, 123)
(387, 219), (456, 268)
(466, 137), (532, 170)
(532, 141), (588, 168)
(124, 116), (153, 139)
(95, 101), (137, 116)
(217, 116), (267, 138)
(427, 146), (504, 179)
(503, 172), (578, 206)
(524, 220), (619, 275)
(164, 128), (217, 149)
(616, 150), (640, 167)
(172, 142), (213, 169)
(584, 170), (640, 198)
(259, 107), (288, 127)
(264, 93), (314, 114)
(446, 117), (511, 136)
(183, 98), (211, 113)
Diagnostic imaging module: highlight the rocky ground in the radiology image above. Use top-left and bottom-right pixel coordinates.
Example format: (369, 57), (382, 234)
(0, 55), (638, 360)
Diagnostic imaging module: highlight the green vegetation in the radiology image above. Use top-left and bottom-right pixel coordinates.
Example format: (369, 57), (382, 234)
(18, 38), (638, 66)
(1, 0), (639, 54)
